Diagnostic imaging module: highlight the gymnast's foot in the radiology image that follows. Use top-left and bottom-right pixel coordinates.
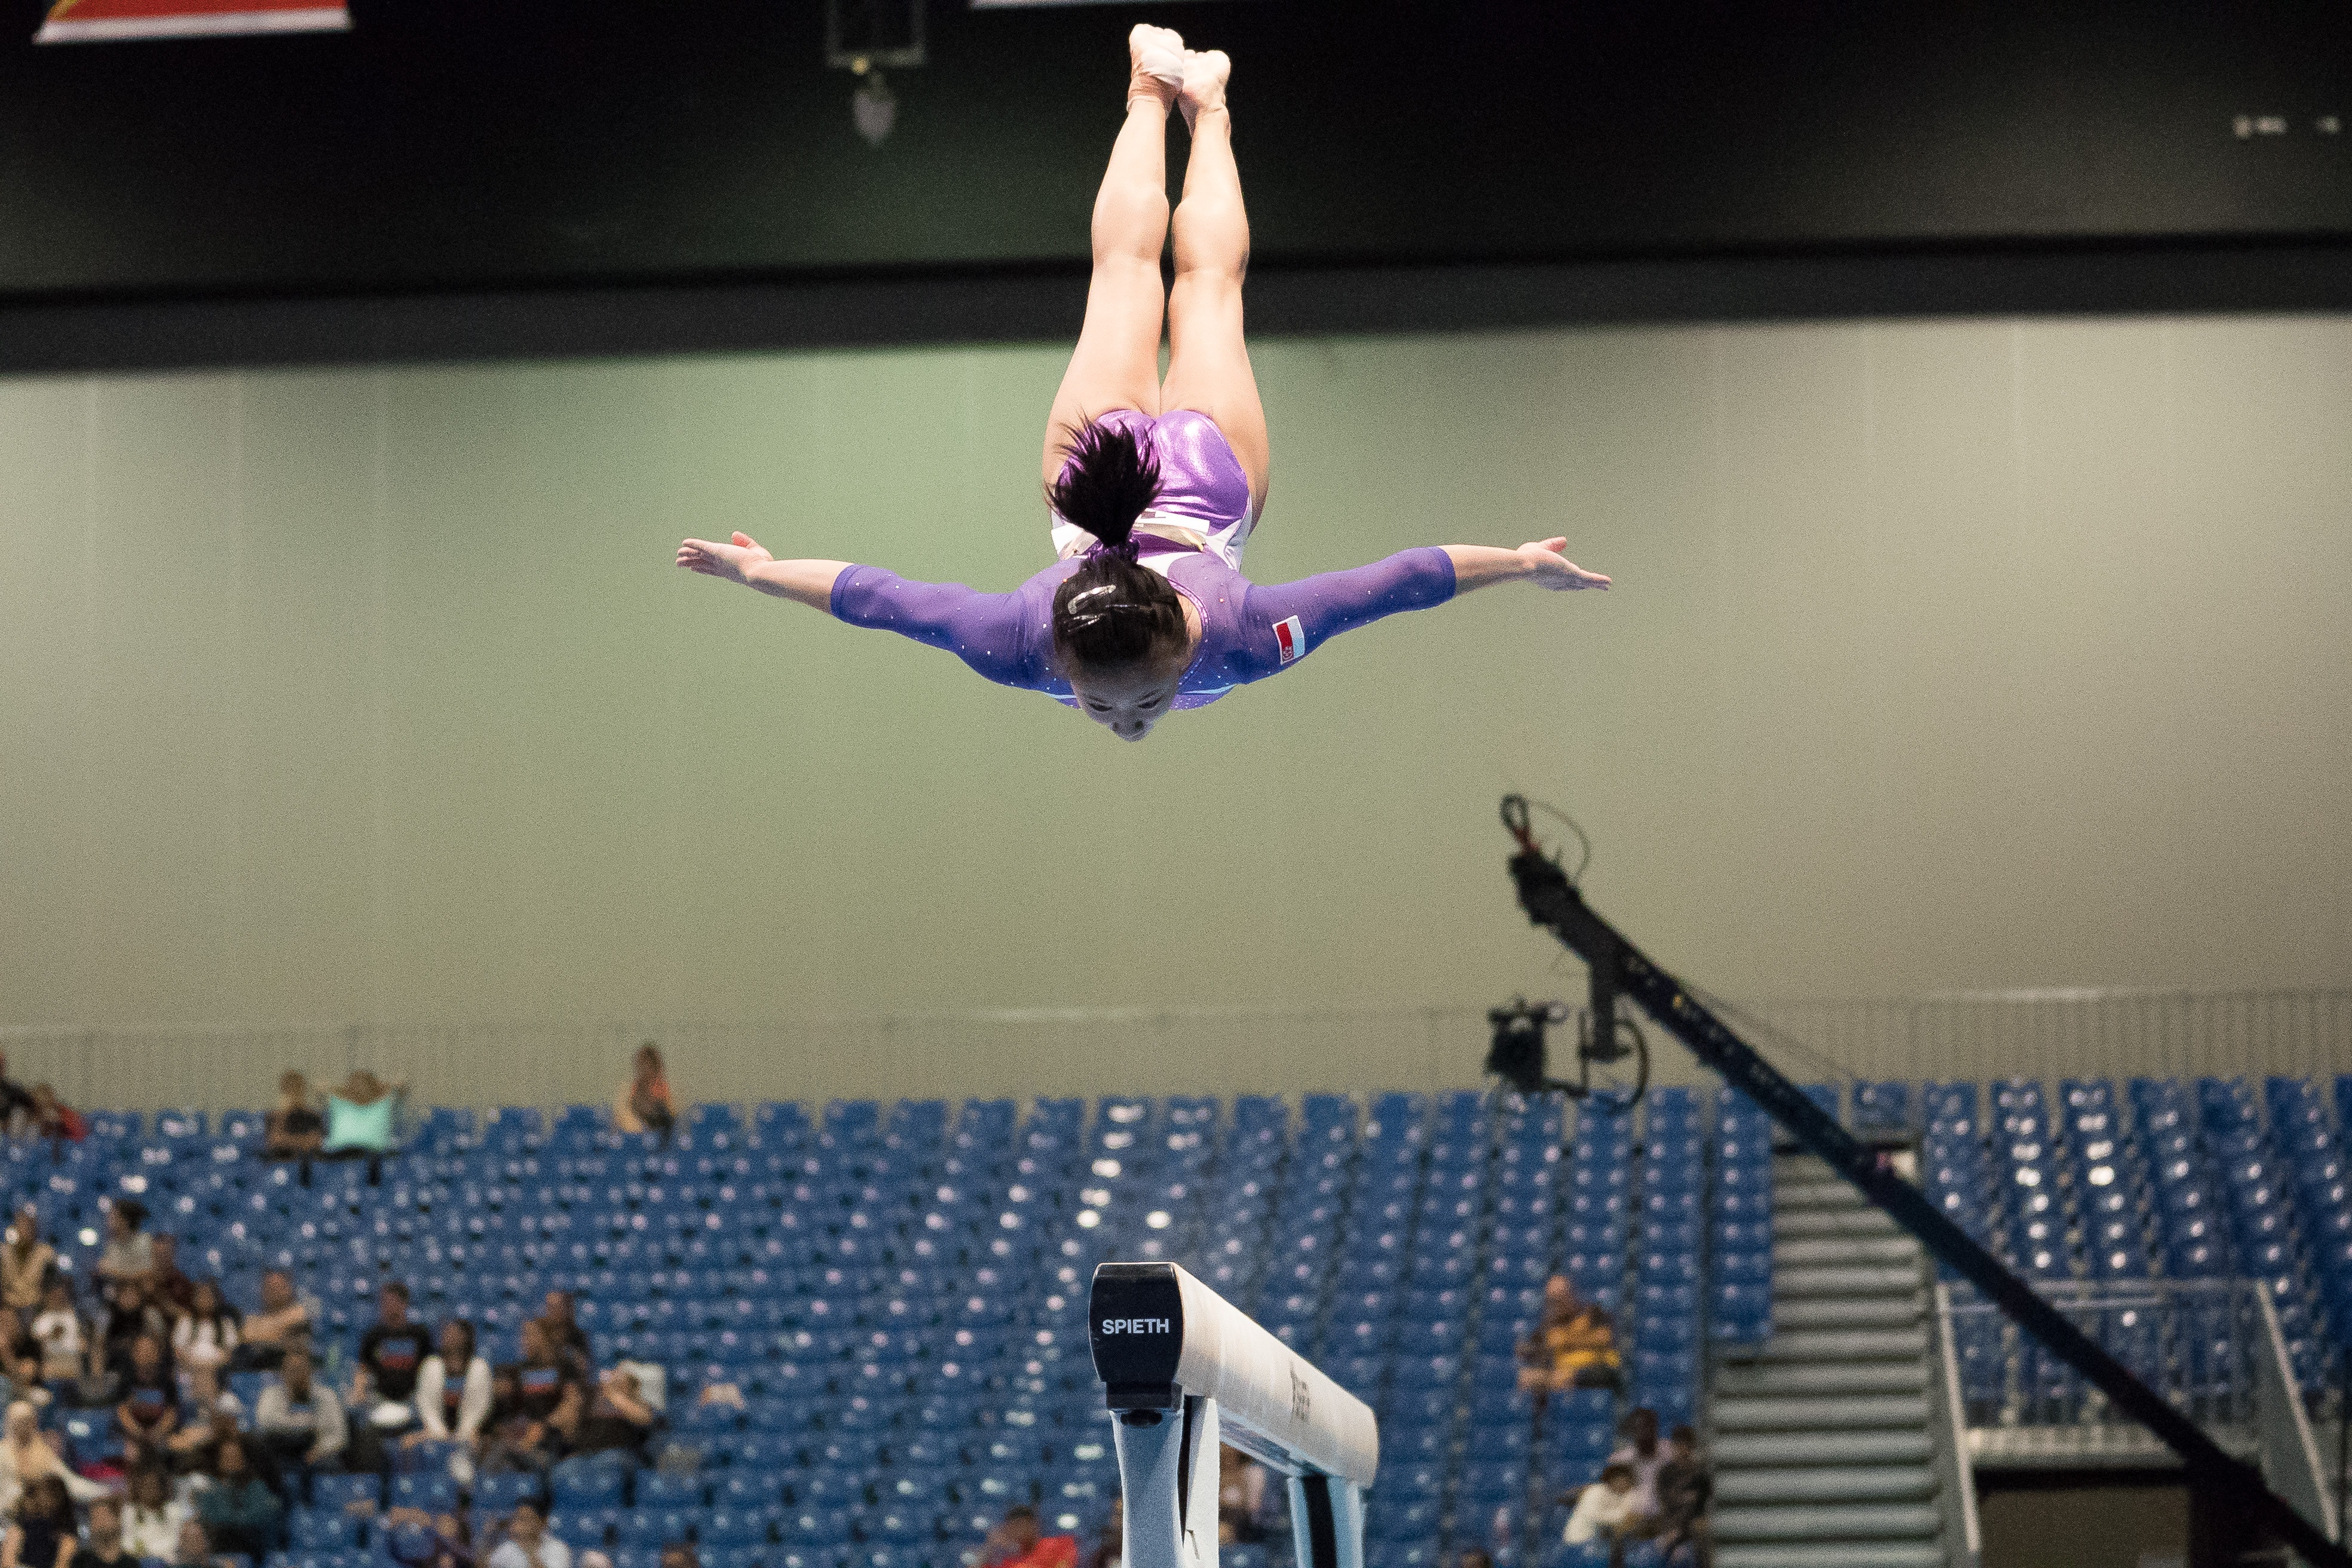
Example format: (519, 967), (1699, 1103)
(1178, 48), (1230, 134)
(1129, 24), (1187, 111)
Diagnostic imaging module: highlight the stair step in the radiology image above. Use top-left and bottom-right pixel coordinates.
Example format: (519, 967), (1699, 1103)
(1770, 1296), (1925, 1330)
(1714, 1361), (1930, 1398)
(1778, 1207), (1903, 1238)
(1717, 1545), (1944, 1568)
(1716, 1465), (1939, 1505)
(1775, 1180), (1859, 1210)
(1776, 1236), (1922, 1268)
(1714, 1502), (1944, 1542)
(1714, 1394), (1933, 1431)
(1778, 1265), (1923, 1298)
(1750, 1327), (1931, 1362)
(1715, 1431), (1934, 1467)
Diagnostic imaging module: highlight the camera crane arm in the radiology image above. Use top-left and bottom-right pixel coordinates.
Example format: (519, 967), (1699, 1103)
(1499, 795), (2345, 1567)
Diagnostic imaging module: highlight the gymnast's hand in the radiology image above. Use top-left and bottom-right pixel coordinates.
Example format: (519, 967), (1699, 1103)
(1518, 537), (1610, 590)
(675, 531), (774, 584)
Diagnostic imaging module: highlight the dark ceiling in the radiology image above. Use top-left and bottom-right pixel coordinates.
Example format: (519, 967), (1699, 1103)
(2, 0), (2346, 367)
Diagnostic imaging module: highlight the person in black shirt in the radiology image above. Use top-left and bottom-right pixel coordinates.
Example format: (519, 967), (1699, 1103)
(535, 1294), (590, 1379)
(479, 1321), (580, 1473)
(348, 1282), (428, 1474)
(264, 1073), (326, 1163)
(78, 1498), (134, 1568)
(1653, 1425), (1712, 1568)
(114, 1333), (180, 1465)
(567, 1367), (654, 1461)
(4, 1475), (74, 1568)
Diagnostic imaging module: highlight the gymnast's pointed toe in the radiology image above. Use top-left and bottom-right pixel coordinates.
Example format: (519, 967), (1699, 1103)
(1178, 48), (1230, 131)
(1128, 23), (1188, 108)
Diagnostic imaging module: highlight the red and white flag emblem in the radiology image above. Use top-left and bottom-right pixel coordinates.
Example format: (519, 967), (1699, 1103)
(1272, 615), (1304, 663)
(35, 0), (348, 42)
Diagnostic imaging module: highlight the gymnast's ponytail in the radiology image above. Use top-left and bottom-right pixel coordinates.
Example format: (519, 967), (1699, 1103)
(1047, 416), (1189, 673)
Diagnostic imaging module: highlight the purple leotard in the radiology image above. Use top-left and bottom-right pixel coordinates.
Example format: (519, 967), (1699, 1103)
(829, 546), (1457, 709)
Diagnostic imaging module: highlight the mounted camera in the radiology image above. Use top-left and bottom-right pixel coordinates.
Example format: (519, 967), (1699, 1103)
(1483, 994), (1648, 1108)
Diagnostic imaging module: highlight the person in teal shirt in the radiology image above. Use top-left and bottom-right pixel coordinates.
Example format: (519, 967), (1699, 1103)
(324, 1070), (406, 1156)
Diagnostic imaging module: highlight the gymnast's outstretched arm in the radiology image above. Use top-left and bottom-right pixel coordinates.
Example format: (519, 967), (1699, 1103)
(1444, 538), (1611, 592)
(675, 532), (849, 608)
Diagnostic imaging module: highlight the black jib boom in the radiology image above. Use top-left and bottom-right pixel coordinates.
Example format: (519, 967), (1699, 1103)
(1498, 795), (2345, 1568)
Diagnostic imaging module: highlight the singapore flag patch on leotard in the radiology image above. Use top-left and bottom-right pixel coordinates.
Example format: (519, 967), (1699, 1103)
(1272, 615), (1305, 663)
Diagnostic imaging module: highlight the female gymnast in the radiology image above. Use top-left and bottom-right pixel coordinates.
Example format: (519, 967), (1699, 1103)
(678, 26), (1609, 742)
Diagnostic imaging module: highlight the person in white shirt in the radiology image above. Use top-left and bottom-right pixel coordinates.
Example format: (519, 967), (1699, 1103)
(121, 1466), (192, 1561)
(1561, 1464), (1647, 1557)
(27, 1284), (90, 1386)
(409, 1320), (492, 1447)
(170, 1282), (240, 1376)
(251, 1348), (347, 1474)
(486, 1501), (570, 1568)
(0, 1402), (105, 1517)
(1604, 1407), (1667, 1517)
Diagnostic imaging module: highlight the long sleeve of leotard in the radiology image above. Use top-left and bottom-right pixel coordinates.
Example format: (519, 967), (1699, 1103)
(829, 566), (1056, 690)
(1231, 546), (1456, 681)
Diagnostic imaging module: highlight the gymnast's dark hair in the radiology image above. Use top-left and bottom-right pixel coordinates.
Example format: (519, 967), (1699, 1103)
(1047, 416), (1188, 673)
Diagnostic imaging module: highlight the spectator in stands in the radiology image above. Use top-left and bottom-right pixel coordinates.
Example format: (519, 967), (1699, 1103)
(1452, 1550), (1492, 1568)
(78, 1497), (134, 1568)
(27, 1282), (91, 1391)
(163, 1367), (244, 1475)
(409, 1319), (491, 1450)
(0, 1315), (42, 1409)
(1606, 1408), (1665, 1518)
(231, 1271), (310, 1371)
(1215, 1444), (1263, 1545)
(0, 1403), (104, 1515)
(263, 1073), (326, 1163)
(611, 1045), (674, 1143)
(22, 1091), (82, 1148)
(146, 1240), (194, 1317)
(347, 1282), (427, 1471)
(172, 1520), (220, 1568)
(96, 1203), (154, 1289)
(2, 1474), (76, 1568)
(657, 1544), (695, 1568)
(1652, 1425), (1711, 1568)
(495, 1322), (581, 1472)
(323, 1072), (406, 1168)
(121, 1466), (189, 1560)
(253, 1346), (346, 1480)
(563, 1368), (654, 1462)
(382, 1505), (474, 1568)
(1560, 1463), (1645, 1564)
(192, 1437), (280, 1561)
(115, 1333), (180, 1463)
(981, 1506), (1074, 1568)
(0, 1212), (53, 1316)
(0, 1058), (37, 1138)
(100, 1278), (172, 1388)
(1517, 1275), (1620, 1403)
(171, 1281), (239, 1377)
(534, 1294), (589, 1380)
(486, 1501), (569, 1568)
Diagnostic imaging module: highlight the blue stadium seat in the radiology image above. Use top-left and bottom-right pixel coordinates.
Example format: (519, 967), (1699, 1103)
(310, 1474), (382, 1514)
(552, 1456), (629, 1509)
(472, 1472), (544, 1514)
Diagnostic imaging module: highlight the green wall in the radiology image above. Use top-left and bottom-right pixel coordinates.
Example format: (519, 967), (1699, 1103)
(3, 318), (2347, 1059)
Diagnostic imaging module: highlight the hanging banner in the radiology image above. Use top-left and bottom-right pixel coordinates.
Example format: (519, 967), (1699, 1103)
(35, 0), (349, 44)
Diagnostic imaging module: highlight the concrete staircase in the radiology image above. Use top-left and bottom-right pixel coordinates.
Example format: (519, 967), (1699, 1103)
(1710, 1155), (1953, 1568)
